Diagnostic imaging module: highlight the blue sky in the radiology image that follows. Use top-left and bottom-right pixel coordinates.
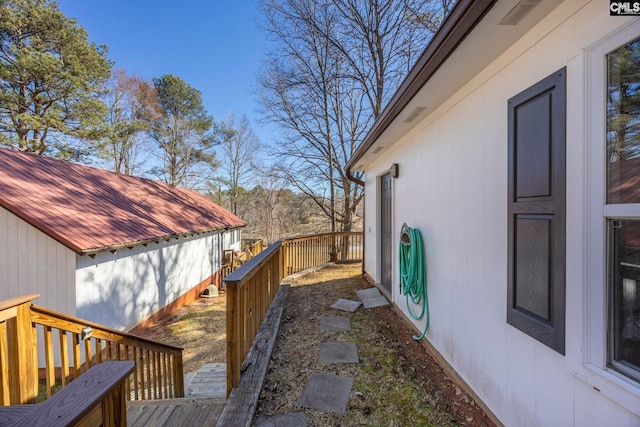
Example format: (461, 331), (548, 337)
(57, 0), (273, 145)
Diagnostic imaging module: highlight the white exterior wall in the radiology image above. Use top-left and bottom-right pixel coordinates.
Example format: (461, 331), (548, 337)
(76, 231), (223, 331)
(363, 1), (640, 425)
(0, 207), (76, 314)
(223, 228), (242, 251)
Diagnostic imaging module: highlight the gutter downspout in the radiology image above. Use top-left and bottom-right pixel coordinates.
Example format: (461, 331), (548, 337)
(346, 167), (364, 187)
(346, 167), (365, 275)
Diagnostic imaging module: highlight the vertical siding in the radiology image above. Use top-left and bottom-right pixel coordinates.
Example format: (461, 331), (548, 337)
(0, 207), (76, 314)
(76, 232), (223, 331)
(223, 228), (242, 251)
(363, 1), (639, 425)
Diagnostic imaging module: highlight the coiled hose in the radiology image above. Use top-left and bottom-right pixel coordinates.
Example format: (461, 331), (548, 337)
(399, 226), (429, 341)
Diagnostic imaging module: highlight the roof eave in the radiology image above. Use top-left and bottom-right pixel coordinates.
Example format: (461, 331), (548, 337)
(80, 223), (247, 256)
(0, 198), (246, 256)
(346, 0), (498, 176)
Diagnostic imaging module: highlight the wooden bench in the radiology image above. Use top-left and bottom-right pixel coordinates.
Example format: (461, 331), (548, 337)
(0, 361), (134, 427)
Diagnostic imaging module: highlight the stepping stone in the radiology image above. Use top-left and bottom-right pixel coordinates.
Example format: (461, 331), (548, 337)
(319, 316), (350, 331)
(297, 372), (353, 413)
(330, 298), (361, 312)
(361, 295), (389, 309)
(356, 288), (381, 299)
(319, 342), (358, 364)
(255, 412), (308, 427)
(356, 287), (390, 309)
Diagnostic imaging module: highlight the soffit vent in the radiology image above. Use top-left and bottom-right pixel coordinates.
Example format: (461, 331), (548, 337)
(499, 0), (542, 25)
(403, 106), (427, 123)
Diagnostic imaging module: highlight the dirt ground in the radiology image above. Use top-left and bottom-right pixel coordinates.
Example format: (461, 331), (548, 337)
(255, 263), (495, 426)
(132, 293), (227, 375)
(134, 263), (495, 426)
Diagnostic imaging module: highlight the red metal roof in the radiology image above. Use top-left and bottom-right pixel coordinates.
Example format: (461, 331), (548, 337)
(0, 148), (245, 254)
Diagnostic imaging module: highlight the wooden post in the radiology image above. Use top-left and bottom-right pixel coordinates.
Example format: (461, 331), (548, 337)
(174, 351), (184, 398)
(6, 297), (38, 404)
(330, 232), (338, 263)
(0, 322), (9, 405)
(282, 242), (288, 278)
(44, 326), (55, 398)
(226, 283), (241, 396)
(101, 376), (128, 427)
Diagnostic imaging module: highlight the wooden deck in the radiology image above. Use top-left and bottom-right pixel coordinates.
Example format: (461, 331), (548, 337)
(127, 397), (225, 426)
(127, 363), (227, 426)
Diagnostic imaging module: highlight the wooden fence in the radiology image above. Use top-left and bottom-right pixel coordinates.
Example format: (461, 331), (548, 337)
(224, 231), (363, 396)
(0, 294), (184, 407)
(223, 242), (283, 396)
(282, 231), (363, 275)
(221, 239), (267, 280)
(245, 239), (265, 258)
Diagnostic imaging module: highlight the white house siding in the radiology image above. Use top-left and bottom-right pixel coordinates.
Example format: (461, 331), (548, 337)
(223, 228), (242, 251)
(363, 1), (639, 425)
(76, 231), (222, 331)
(0, 207), (76, 314)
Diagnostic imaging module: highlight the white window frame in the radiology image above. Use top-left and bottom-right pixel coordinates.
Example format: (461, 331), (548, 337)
(585, 21), (640, 415)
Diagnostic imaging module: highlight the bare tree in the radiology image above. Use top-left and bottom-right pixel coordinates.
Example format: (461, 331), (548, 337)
(240, 174), (321, 244)
(99, 69), (160, 174)
(258, 0), (447, 232)
(215, 114), (259, 215)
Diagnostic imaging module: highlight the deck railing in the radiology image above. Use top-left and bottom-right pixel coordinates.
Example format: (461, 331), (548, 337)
(224, 231), (363, 396)
(224, 242), (283, 396)
(220, 240), (267, 280)
(282, 231), (363, 275)
(0, 294), (184, 407)
(0, 361), (134, 426)
(245, 239), (265, 259)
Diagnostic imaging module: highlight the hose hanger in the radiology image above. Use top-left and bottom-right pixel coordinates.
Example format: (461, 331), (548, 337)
(400, 223), (412, 247)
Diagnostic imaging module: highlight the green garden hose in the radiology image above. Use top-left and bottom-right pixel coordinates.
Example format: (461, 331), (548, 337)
(399, 225), (429, 341)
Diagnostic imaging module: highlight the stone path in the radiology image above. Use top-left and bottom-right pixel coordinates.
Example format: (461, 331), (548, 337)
(255, 286), (389, 427)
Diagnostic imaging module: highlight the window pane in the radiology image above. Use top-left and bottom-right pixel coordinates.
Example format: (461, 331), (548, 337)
(609, 219), (640, 381)
(607, 37), (640, 204)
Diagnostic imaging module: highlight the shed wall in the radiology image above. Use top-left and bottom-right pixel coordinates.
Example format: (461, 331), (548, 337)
(363, 1), (639, 425)
(76, 232), (222, 331)
(223, 228), (242, 251)
(0, 207), (76, 314)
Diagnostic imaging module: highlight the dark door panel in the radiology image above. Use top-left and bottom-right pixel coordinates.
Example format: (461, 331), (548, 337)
(380, 173), (392, 293)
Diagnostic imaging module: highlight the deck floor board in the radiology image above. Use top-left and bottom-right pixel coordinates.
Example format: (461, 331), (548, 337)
(127, 397), (225, 427)
(127, 362), (226, 426)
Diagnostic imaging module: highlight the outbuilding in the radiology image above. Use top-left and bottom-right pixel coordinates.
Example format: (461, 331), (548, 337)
(0, 148), (245, 331)
(348, 0), (640, 425)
